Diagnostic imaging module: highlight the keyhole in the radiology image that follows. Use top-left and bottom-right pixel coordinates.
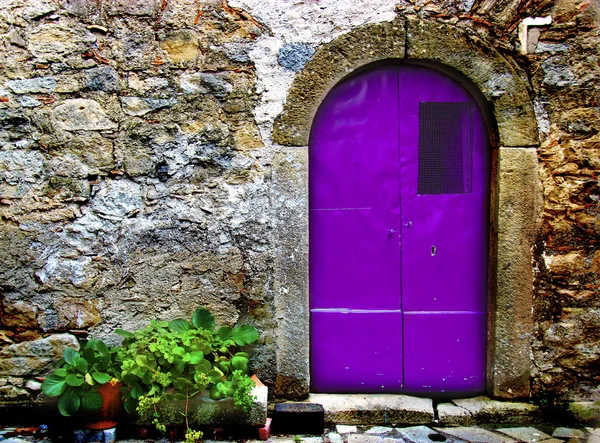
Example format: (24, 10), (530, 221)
(431, 245), (436, 256)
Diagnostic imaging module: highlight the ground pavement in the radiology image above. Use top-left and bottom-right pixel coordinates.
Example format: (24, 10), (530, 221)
(1, 423), (600, 443)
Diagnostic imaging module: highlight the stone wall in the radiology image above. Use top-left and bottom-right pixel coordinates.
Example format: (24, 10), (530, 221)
(528, 0), (600, 402)
(0, 0), (598, 405)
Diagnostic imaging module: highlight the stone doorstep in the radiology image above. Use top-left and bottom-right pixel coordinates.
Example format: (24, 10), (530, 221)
(438, 396), (542, 426)
(299, 394), (540, 427)
(307, 393), (434, 425)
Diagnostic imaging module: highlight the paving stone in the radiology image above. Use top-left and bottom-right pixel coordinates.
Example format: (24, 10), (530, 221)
(435, 426), (513, 443)
(552, 427), (586, 439)
(336, 425), (358, 434)
(495, 426), (552, 442)
(348, 434), (384, 443)
(397, 425), (455, 443)
(263, 438), (323, 443)
(328, 432), (344, 443)
(366, 426), (394, 435)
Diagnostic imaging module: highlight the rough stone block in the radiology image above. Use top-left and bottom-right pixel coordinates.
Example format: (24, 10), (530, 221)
(160, 30), (200, 63)
(28, 24), (96, 62)
(6, 77), (56, 94)
(51, 99), (118, 131)
(308, 393), (434, 425)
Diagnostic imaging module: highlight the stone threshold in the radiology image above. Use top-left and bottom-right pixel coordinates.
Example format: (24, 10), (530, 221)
(299, 394), (541, 426)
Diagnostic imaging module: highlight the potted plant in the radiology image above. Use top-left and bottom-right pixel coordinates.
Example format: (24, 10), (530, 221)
(116, 307), (262, 441)
(41, 339), (122, 429)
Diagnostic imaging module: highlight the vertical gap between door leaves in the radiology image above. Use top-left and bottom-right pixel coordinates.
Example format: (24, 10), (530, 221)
(397, 64), (405, 392)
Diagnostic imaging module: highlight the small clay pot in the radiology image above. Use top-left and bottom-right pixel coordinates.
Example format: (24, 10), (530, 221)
(84, 382), (123, 430)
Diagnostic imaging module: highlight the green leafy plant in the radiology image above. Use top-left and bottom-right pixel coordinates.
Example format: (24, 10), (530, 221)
(41, 339), (120, 416)
(116, 307), (259, 436)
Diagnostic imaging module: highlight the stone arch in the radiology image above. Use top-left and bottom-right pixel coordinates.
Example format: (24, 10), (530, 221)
(272, 16), (542, 399)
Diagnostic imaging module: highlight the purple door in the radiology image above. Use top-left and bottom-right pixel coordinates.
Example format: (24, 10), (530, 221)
(310, 64), (489, 394)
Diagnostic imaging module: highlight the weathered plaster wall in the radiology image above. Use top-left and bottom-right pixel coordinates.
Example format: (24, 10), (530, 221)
(0, 0), (598, 405)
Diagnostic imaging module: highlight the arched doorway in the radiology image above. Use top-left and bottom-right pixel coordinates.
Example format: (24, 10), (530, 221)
(271, 17), (541, 400)
(309, 63), (490, 395)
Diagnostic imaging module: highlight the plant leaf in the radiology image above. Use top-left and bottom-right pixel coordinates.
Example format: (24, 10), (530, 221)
(123, 397), (138, 414)
(81, 391), (103, 412)
(207, 369), (223, 384)
(217, 326), (232, 340)
(197, 359), (211, 374)
(209, 385), (222, 400)
(191, 308), (215, 331)
(41, 374), (67, 397)
(135, 355), (149, 368)
(58, 389), (81, 416)
(173, 377), (193, 390)
(231, 355), (248, 373)
(91, 372), (111, 384)
(75, 358), (89, 372)
(231, 324), (258, 346)
(82, 347), (95, 366)
(122, 373), (139, 385)
(174, 392), (187, 401)
(172, 346), (185, 357)
(130, 382), (143, 400)
(169, 319), (193, 334)
(63, 348), (80, 366)
(87, 340), (109, 355)
(189, 351), (204, 365)
(65, 374), (85, 387)
(85, 373), (94, 386)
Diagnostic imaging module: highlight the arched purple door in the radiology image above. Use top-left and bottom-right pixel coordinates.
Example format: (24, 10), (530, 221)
(310, 64), (490, 394)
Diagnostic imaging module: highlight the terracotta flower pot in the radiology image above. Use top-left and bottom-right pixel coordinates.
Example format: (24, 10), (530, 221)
(84, 381), (123, 430)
